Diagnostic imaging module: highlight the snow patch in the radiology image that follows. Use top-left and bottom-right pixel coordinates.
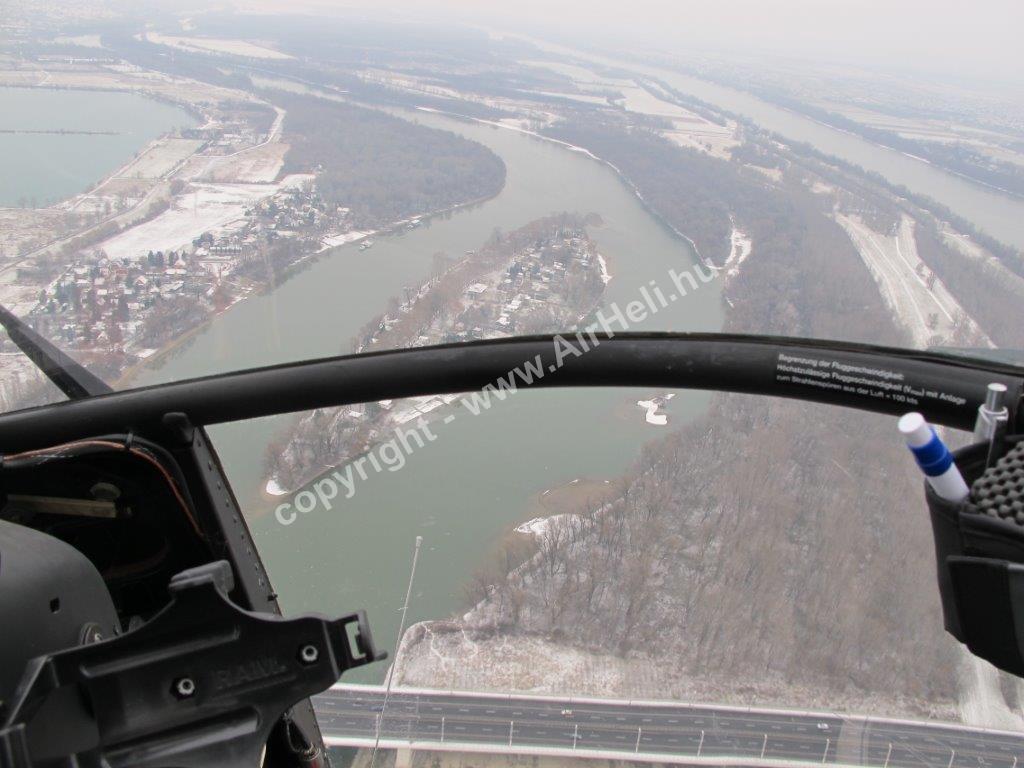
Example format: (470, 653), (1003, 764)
(321, 230), (376, 249)
(636, 393), (675, 426)
(957, 649), (1024, 729)
(142, 33), (293, 60)
(724, 224), (752, 278)
(516, 513), (573, 539)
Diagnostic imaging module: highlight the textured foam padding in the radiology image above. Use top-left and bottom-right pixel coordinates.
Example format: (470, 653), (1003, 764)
(971, 440), (1024, 523)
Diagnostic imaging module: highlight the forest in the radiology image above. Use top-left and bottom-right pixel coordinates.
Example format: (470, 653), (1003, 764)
(544, 116), (735, 266)
(467, 119), (964, 714)
(279, 93), (506, 228)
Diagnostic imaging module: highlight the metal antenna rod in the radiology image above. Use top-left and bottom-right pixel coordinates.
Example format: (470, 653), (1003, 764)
(370, 535), (423, 768)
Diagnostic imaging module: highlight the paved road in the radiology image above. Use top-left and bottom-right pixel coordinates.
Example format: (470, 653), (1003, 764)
(314, 686), (1024, 767)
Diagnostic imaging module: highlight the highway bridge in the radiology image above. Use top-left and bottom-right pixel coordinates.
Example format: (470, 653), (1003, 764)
(315, 685), (1024, 767)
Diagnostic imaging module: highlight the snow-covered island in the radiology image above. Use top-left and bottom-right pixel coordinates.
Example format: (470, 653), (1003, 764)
(265, 213), (608, 495)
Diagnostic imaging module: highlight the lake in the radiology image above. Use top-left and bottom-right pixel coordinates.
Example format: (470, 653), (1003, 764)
(0, 87), (196, 207)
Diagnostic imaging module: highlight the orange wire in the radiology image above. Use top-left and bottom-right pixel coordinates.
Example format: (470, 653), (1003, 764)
(4, 439), (204, 538)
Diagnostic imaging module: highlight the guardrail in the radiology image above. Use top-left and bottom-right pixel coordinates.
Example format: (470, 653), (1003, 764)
(326, 683), (1024, 740)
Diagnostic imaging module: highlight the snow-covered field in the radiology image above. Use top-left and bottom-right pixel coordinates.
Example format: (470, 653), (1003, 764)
(96, 175), (311, 261)
(119, 138), (206, 180)
(201, 143), (288, 184)
(530, 90), (611, 106)
(142, 33), (293, 60)
(663, 120), (738, 160)
(619, 84), (701, 122)
(620, 83), (737, 159)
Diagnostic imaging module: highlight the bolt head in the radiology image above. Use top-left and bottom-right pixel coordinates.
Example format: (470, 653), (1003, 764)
(299, 644), (319, 664)
(173, 677), (196, 698)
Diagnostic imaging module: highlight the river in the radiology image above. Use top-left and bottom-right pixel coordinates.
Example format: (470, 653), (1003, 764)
(653, 69), (1024, 249)
(23, 58), (1024, 684)
(525, 41), (1024, 250)
(135, 108), (723, 680)
(0, 87), (196, 207)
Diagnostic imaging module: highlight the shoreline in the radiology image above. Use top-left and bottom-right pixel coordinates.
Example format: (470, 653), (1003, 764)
(761, 99), (1024, 202)
(118, 187), (505, 390)
(414, 106), (709, 265)
(261, 212), (604, 502)
(0, 87), (213, 269)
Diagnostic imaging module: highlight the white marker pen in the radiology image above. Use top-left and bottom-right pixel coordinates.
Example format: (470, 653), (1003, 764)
(899, 412), (970, 503)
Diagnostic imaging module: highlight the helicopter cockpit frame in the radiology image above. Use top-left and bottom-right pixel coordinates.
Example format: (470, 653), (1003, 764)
(2, 304), (1024, 768)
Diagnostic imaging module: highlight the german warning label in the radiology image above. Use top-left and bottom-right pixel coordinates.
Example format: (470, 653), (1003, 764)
(774, 352), (967, 409)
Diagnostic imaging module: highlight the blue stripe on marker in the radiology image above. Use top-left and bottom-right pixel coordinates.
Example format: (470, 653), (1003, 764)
(909, 428), (954, 477)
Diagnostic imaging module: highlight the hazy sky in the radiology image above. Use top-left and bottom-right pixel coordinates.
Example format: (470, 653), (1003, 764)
(249, 0), (1024, 82)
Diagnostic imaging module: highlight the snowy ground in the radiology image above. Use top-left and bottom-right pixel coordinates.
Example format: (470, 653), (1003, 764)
(0, 353), (45, 412)
(957, 649), (1024, 729)
(0, 269), (44, 315)
(52, 34), (104, 48)
(515, 513), (574, 538)
(836, 213), (992, 348)
(117, 138), (206, 180)
(393, 623), (959, 723)
(187, 106), (287, 184)
(96, 175), (312, 261)
(619, 84), (702, 122)
(620, 82), (737, 160)
(142, 33), (293, 60)
(531, 90), (611, 106)
(516, 60), (738, 160)
(321, 230), (376, 249)
(719, 221), (752, 280)
(266, 478), (287, 497)
(200, 142), (288, 184)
